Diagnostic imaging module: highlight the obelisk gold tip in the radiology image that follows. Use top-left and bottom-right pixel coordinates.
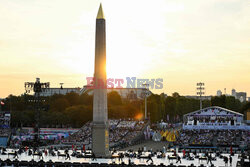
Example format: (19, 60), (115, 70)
(97, 3), (105, 19)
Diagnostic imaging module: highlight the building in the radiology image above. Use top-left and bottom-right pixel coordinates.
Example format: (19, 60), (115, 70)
(231, 89), (247, 102)
(81, 85), (151, 101)
(217, 90), (222, 96)
(232, 89), (236, 97)
(183, 106), (245, 130)
(40, 87), (81, 96)
(185, 95), (212, 100)
(33, 83), (151, 100)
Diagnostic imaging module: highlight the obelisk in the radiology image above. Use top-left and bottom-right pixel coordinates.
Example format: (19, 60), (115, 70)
(92, 4), (109, 157)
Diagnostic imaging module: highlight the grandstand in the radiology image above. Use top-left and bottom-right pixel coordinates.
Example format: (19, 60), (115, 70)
(183, 106), (246, 130)
(148, 107), (250, 151)
(59, 119), (147, 149)
(0, 111), (11, 147)
(174, 106), (250, 149)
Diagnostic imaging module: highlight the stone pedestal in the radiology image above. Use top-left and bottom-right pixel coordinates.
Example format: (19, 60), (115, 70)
(92, 123), (110, 157)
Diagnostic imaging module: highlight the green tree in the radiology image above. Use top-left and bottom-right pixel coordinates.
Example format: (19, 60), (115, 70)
(64, 105), (92, 127)
(50, 98), (70, 112)
(211, 95), (226, 107)
(108, 91), (122, 106)
(65, 92), (80, 106)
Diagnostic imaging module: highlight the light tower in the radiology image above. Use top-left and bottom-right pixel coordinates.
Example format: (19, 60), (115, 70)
(59, 83), (64, 89)
(24, 78), (49, 146)
(196, 82), (205, 110)
(143, 83), (150, 120)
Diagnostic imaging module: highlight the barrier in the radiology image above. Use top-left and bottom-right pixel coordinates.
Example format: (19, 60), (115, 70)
(183, 125), (250, 130)
(0, 136), (8, 147)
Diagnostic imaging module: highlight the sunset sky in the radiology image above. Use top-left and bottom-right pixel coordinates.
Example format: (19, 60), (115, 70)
(0, 0), (249, 98)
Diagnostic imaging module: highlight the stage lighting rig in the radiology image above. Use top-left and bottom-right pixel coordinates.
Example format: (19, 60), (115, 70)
(24, 78), (50, 147)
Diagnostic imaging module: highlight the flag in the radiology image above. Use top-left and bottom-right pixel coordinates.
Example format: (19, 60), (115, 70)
(0, 101), (4, 105)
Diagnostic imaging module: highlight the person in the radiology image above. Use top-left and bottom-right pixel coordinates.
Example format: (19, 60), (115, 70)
(163, 146), (166, 153)
(176, 154), (181, 164)
(44, 149), (48, 156)
(82, 144), (85, 153)
(92, 153), (97, 161)
(146, 154), (153, 164)
(183, 149), (186, 158)
(173, 150), (176, 156)
(38, 150), (43, 160)
(138, 148), (142, 156)
(118, 152), (124, 162)
(57, 150), (60, 157)
(229, 155), (232, 166)
(65, 149), (70, 160)
(143, 146), (147, 152)
(240, 157), (244, 166)
(128, 158), (132, 165)
(207, 154), (213, 165)
(224, 156), (228, 166)
(25, 146), (28, 153)
(13, 151), (18, 159)
(230, 146), (233, 155)
(28, 149), (32, 156)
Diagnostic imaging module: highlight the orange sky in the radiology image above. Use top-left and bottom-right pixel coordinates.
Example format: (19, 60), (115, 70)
(0, 0), (250, 98)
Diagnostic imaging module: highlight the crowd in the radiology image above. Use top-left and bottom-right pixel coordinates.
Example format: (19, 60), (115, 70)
(61, 122), (92, 144)
(189, 116), (235, 123)
(176, 129), (249, 147)
(0, 112), (11, 137)
(116, 121), (146, 144)
(0, 145), (249, 167)
(59, 119), (147, 146)
(216, 130), (249, 146)
(191, 130), (214, 146)
(0, 128), (10, 137)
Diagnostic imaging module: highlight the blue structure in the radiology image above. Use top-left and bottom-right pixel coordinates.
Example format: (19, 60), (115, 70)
(0, 137), (8, 147)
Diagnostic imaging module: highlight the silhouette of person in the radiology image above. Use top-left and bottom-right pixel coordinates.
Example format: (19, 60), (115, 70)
(146, 154), (153, 164)
(176, 155), (181, 164)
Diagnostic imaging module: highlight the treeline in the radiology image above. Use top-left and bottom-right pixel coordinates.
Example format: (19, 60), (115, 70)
(2, 91), (141, 128)
(147, 93), (247, 123)
(1, 92), (248, 128)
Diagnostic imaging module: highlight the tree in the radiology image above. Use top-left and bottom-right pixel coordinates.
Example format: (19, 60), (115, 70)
(172, 92), (180, 98)
(50, 98), (70, 112)
(211, 95), (226, 107)
(64, 105), (92, 127)
(65, 92), (80, 106)
(79, 93), (93, 106)
(108, 91), (122, 106)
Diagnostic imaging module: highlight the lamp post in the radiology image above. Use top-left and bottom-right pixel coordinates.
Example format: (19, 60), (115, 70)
(143, 84), (150, 120)
(196, 82), (205, 110)
(24, 78), (49, 146)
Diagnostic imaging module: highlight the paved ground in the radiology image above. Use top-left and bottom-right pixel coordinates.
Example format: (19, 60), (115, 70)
(0, 148), (248, 166)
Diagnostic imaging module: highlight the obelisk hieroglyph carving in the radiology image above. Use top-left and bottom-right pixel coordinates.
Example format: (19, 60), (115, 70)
(92, 4), (109, 157)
